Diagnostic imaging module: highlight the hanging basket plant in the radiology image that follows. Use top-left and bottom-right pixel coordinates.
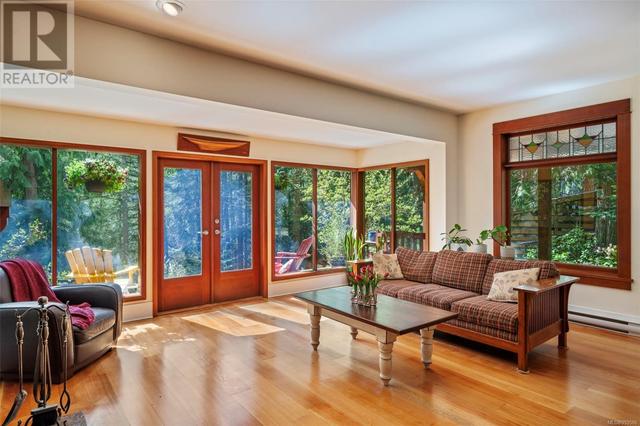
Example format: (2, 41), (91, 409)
(64, 158), (128, 193)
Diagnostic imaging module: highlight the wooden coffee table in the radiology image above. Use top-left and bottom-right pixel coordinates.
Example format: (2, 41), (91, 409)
(294, 286), (458, 386)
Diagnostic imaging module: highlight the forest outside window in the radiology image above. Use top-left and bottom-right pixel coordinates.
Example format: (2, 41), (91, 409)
(362, 161), (428, 256)
(494, 100), (631, 289)
(0, 140), (145, 299)
(272, 163), (353, 279)
(272, 163), (352, 279)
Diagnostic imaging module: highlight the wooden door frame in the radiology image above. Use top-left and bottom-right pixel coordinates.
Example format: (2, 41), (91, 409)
(156, 158), (212, 312)
(152, 151), (268, 315)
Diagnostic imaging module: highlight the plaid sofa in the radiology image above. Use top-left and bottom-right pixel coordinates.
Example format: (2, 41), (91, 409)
(377, 247), (576, 372)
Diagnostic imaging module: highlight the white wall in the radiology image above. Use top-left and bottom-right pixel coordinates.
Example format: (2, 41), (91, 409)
(458, 75), (640, 322)
(0, 104), (448, 319)
(71, 13), (457, 145)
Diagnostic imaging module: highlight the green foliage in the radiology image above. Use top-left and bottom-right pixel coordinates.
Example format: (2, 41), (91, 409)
(441, 224), (472, 249)
(510, 162), (617, 268)
(490, 225), (510, 247)
(551, 227), (617, 267)
(343, 227), (365, 262)
(0, 145), (141, 290)
(364, 169), (391, 234)
(64, 158), (128, 193)
(0, 218), (47, 260)
(317, 169), (351, 267)
(274, 166), (314, 270)
(476, 229), (492, 245)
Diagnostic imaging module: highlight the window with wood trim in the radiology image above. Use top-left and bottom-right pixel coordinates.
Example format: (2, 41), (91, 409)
(359, 161), (429, 256)
(493, 100), (631, 290)
(0, 138), (146, 300)
(272, 162), (354, 279)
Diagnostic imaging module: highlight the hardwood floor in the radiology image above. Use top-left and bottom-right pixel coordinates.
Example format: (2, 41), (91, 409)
(2, 296), (639, 425)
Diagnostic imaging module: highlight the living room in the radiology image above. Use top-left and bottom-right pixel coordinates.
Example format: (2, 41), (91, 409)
(0, 1), (638, 425)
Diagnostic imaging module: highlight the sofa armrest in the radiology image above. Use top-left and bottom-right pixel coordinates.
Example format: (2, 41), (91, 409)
(514, 275), (576, 359)
(53, 283), (123, 339)
(513, 275), (579, 295)
(0, 301), (74, 381)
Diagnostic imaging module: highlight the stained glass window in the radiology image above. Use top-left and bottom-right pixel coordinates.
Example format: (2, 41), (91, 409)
(508, 121), (616, 163)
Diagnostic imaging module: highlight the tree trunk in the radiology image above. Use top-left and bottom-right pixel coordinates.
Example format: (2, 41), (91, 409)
(22, 154), (38, 200)
(537, 168), (552, 260)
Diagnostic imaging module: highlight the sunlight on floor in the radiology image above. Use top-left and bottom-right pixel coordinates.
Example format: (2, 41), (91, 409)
(239, 300), (311, 325)
(182, 311), (285, 336)
(121, 323), (162, 337)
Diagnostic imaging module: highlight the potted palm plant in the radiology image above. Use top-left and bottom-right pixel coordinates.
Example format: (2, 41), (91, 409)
(441, 224), (472, 251)
(64, 158), (128, 193)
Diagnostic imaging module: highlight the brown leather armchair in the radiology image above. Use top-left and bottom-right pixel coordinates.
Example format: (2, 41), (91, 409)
(0, 268), (122, 383)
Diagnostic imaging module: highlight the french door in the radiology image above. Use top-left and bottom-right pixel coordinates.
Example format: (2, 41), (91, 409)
(157, 158), (260, 312)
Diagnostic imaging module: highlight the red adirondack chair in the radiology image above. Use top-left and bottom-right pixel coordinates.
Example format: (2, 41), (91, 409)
(274, 236), (314, 275)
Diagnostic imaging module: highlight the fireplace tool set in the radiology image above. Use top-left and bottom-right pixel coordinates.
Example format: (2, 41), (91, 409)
(2, 296), (74, 426)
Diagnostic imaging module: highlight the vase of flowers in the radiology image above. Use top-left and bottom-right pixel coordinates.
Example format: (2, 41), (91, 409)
(64, 158), (128, 193)
(347, 265), (384, 307)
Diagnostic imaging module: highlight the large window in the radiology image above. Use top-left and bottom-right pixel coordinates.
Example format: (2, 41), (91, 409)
(362, 161), (428, 255)
(0, 139), (145, 299)
(272, 163), (353, 278)
(494, 100), (631, 289)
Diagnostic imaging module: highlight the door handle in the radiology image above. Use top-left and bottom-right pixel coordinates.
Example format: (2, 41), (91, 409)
(199, 230), (210, 236)
(214, 229), (221, 235)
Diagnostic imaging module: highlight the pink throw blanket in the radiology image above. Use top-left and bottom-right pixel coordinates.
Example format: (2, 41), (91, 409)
(0, 258), (95, 330)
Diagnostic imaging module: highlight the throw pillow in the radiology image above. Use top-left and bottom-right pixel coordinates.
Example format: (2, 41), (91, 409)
(487, 268), (540, 302)
(395, 247), (438, 283)
(372, 252), (404, 279)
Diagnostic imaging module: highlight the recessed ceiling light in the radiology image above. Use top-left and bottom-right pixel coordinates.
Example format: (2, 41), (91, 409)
(156, 0), (184, 17)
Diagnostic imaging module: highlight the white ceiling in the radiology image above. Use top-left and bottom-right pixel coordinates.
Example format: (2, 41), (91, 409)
(0, 77), (431, 149)
(74, 0), (640, 112)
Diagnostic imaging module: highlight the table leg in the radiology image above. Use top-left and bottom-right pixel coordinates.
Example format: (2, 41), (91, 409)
(420, 327), (434, 368)
(377, 332), (397, 386)
(350, 327), (358, 340)
(308, 305), (321, 351)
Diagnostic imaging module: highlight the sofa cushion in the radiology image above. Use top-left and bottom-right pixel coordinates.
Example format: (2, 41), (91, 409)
(432, 250), (493, 293)
(451, 295), (518, 333)
(73, 307), (115, 344)
(395, 283), (446, 303)
(395, 247), (438, 283)
(372, 252), (404, 279)
(481, 259), (559, 294)
(376, 280), (428, 297)
(419, 288), (478, 310)
(445, 319), (518, 342)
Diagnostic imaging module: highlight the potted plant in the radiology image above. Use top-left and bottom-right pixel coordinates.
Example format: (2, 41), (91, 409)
(469, 229), (491, 253)
(64, 158), (128, 193)
(343, 228), (365, 262)
(491, 225), (516, 259)
(441, 224), (472, 251)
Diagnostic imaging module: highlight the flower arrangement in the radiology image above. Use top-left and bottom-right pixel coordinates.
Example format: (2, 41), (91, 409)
(64, 158), (128, 193)
(347, 265), (385, 306)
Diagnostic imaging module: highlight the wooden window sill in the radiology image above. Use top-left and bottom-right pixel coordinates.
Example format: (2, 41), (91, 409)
(556, 263), (632, 290)
(271, 268), (345, 282)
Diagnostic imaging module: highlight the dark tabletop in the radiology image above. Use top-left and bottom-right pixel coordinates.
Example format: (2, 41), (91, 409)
(294, 286), (458, 335)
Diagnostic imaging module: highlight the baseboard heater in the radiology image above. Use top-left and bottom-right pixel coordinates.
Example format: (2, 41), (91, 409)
(568, 310), (640, 335)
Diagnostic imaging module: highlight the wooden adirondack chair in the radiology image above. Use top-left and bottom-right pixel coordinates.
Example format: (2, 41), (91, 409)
(64, 247), (138, 291)
(274, 236), (314, 275)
